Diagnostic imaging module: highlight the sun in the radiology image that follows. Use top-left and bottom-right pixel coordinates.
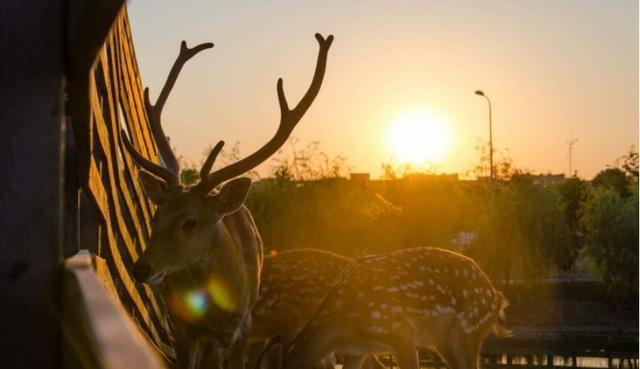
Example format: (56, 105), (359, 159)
(387, 110), (452, 165)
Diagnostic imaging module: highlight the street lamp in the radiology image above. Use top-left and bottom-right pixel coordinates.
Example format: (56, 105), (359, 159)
(475, 90), (493, 181)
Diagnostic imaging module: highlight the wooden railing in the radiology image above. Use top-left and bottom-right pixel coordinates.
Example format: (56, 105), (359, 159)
(63, 6), (176, 366)
(63, 251), (166, 369)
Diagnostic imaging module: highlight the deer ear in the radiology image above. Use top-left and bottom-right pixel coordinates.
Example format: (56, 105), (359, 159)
(215, 177), (252, 215)
(139, 171), (169, 205)
(256, 335), (283, 369)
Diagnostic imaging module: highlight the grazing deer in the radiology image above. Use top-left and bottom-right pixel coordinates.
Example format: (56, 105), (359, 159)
(122, 34), (333, 369)
(250, 249), (386, 369)
(256, 247), (510, 369)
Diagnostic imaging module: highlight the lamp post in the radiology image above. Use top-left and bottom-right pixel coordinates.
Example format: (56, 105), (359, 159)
(475, 90), (493, 181)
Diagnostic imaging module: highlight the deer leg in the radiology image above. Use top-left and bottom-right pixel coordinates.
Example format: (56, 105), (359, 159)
(314, 353), (338, 369)
(342, 354), (368, 369)
(391, 344), (419, 369)
(436, 329), (481, 369)
(201, 341), (225, 369)
(363, 355), (388, 369)
(246, 339), (268, 369)
(223, 316), (252, 369)
(436, 343), (459, 369)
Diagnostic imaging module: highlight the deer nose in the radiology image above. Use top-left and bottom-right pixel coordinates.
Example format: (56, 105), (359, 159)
(132, 263), (152, 283)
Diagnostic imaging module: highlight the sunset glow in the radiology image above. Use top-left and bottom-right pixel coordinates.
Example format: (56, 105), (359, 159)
(387, 111), (452, 165)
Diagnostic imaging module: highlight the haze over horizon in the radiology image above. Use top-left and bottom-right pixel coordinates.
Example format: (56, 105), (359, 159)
(128, 0), (638, 180)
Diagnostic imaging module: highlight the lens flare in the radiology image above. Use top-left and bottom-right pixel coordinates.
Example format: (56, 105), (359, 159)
(185, 290), (208, 317)
(208, 278), (235, 311)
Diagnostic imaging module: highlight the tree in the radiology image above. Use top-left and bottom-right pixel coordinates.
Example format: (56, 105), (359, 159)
(555, 177), (589, 269)
(580, 187), (638, 302)
(592, 168), (630, 197)
(620, 146), (639, 182)
(470, 175), (572, 282)
(180, 168), (199, 185)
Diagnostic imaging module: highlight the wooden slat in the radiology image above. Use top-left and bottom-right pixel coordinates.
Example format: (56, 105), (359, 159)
(101, 35), (156, 232)
(90, 74), (168, 335)
(96, 40), (169, 328)
(94, 43), (150, 255)
(76, 8), (176, 362)
(115, 21), (156, 159)
(96, 254), (176, 359)
(98, 43), (155, 233)
(63, 251), (166, 369)
(88, 167), (161, 343)
(118, 12), (157, 157)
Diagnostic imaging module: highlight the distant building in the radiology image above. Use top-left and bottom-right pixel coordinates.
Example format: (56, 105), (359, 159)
(402, 173), (459, 182)
(527, 173), (566, 186)
(349, 172), (370, 184)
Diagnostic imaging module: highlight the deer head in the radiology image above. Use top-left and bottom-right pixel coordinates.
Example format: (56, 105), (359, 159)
(123, 34), (333, 285)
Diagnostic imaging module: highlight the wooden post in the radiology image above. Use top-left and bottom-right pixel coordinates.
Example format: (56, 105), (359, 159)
(0, 1), (65, 368)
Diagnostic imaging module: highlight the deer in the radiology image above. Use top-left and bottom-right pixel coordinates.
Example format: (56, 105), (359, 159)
(122, 33), (333, 369)
(249, 249), (386, 369)
(255, 247), (510, 369)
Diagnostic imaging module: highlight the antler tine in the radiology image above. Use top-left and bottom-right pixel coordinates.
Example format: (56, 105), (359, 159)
(120, 129), (179, 186)
(144, 40), (214, 176)
(199, 140), (225, 184)
(196, 33), (333, 194)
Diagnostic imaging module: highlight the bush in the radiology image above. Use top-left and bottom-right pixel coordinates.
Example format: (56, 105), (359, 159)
(580, 186), (638, 302)
(470, 175), (572, 282)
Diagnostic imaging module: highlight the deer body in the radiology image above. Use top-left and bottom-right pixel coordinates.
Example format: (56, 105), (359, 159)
(259, 247), (509, 369)
(252, 249), (385, 369)
(251, 249), (349, 345)
(122, 34), (333, 369)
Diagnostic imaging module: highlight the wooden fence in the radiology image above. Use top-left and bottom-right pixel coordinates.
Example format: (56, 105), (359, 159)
(68, 7), (176, 363)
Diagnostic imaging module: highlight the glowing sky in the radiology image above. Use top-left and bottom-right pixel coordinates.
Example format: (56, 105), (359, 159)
(128, 0), (638, 179)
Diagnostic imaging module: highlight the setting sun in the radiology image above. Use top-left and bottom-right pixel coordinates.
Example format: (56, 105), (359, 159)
(387, 110), (452, 165)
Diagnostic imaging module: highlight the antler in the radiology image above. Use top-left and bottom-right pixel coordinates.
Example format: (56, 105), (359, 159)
(145, 41), (214, 176)
(122, 40), (214, 186)
(121, 129), (180, 185)
(193, 33), (334, 195)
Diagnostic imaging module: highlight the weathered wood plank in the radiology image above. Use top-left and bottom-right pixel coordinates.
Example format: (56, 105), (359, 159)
(74, 9), (177, 362)
(86, 153), (164, 342)
(0, 1), (64, 367)
(90, 92), (138, 261)
(94, 44), (152, 253)
(93, 44), (170, 331)
(116, 13), (158, 158)
(91, 19), (175, 353)
(115, 28), (154, 159)
(62, 251), (166, 369)
(101, 36), (156, 231)
(87, 131), (168, 343)
(96, 256), (176, 359)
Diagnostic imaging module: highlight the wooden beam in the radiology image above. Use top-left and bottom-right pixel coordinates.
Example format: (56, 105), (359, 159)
(62, 251), (167, 369)
(0, 1), (65, 368)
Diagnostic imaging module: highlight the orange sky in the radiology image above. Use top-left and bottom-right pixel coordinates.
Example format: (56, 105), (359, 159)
(129, 0), (638, 179)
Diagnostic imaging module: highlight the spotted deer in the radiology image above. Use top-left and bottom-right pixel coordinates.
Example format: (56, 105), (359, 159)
(122, 34), (333, 369)
(249, 249), (385, 369)
(256, 247), (510, 369)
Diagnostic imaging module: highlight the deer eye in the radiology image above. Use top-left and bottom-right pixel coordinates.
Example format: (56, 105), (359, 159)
(182, 218), (198, 233)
